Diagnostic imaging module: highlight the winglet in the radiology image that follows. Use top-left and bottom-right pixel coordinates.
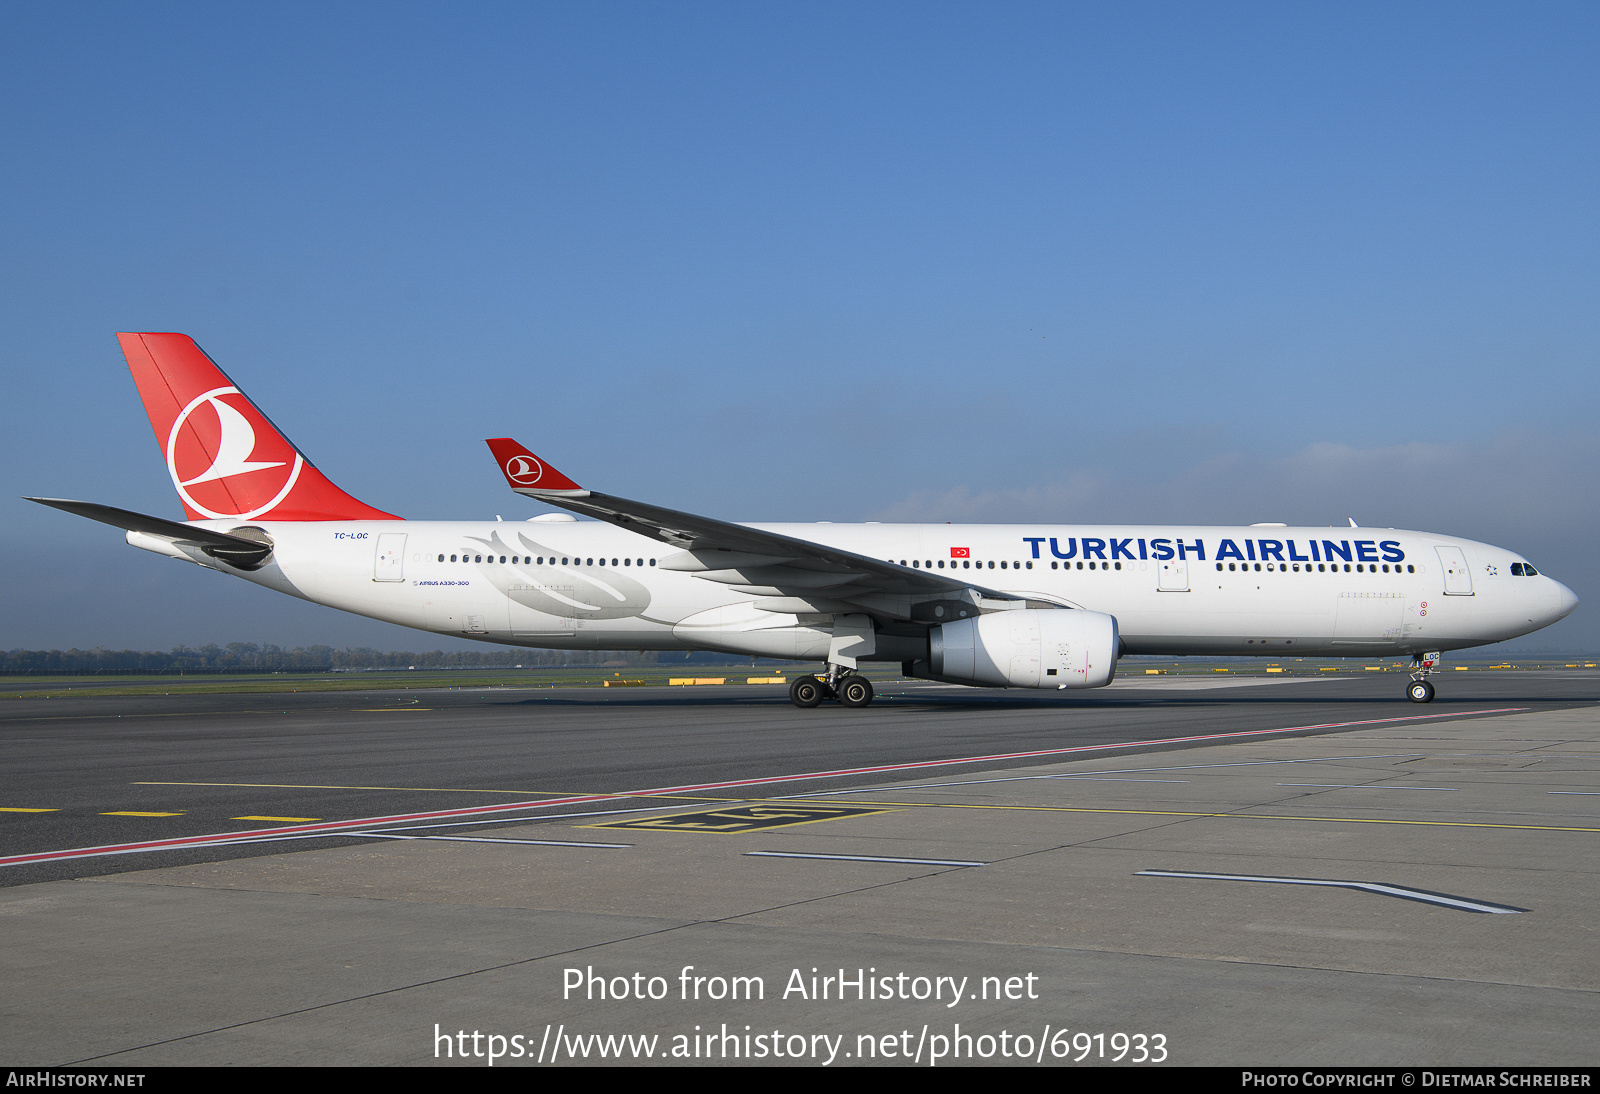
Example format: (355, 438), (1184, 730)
(485, 438), (586, 494)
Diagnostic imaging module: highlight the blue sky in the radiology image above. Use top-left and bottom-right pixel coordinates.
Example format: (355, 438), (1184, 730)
(3, 1), (1596, 652)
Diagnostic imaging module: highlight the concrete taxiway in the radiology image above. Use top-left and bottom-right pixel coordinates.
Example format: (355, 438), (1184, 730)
(1, 673), (1596, 1066)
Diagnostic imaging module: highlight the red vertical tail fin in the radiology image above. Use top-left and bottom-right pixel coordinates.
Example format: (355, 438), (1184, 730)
(117, 333), (401, 522)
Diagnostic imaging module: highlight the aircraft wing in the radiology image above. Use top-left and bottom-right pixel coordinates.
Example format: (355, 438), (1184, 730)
(483, 439), (1031, 622)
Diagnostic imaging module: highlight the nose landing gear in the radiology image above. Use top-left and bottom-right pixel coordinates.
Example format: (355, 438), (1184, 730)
(1407, 651), (1441, 703)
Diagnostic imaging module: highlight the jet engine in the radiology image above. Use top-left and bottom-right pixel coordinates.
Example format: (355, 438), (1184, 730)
(919, 608), (1119, 689)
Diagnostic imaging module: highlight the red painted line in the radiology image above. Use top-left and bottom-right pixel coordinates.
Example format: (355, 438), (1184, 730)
(645, 708), (1531, 794)
(0, 706), (1527, 869)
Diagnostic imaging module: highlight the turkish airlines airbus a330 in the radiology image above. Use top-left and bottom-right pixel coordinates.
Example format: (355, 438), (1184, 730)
(30, 333), (1579, 708)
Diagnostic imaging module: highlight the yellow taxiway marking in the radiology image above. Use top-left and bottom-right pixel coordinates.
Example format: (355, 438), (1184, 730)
(0, 807), (58, 813)
(352, 708), (433, 712)
(135, 780), (558, 794)
(775, 798), (1600, 834)
(101, 811), (184, 817)
(232, 815), (322, 823)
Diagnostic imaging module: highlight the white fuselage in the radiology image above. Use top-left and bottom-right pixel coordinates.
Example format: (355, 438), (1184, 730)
(152, 519), (1578, 663)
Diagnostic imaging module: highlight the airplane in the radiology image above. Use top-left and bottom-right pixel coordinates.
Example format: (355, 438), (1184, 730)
(28, 333), (1579, 709)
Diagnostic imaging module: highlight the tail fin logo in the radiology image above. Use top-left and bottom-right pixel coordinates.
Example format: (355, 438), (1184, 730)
(504, 454), (545, 486)
(166, 386), (305, 519)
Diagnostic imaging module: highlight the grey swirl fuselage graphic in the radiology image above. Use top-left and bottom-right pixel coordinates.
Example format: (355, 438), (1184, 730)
(466, 531), (653, 626)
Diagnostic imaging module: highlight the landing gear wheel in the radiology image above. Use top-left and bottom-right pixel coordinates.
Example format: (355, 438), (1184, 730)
(790, 676), (826, 708)
(837, 676), (875, 708)
(1407, 679), (1435, 704)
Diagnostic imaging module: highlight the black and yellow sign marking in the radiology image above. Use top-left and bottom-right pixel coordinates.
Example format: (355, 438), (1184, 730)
(585, 803), (892, 834)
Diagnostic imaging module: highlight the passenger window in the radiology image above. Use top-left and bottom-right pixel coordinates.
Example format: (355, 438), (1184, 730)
(438, 554), (445, 562)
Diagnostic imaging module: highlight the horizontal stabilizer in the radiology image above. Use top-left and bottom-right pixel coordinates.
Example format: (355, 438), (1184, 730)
(25, 497), (274, 568)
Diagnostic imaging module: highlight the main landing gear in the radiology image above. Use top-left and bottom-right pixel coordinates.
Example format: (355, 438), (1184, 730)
(789, 676), (827, 707)
(789, 665), (875, 709)
(1407, 651), (1441, 703)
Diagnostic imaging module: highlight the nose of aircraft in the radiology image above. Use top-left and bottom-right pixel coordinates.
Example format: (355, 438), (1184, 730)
(1550, 579), (1580, 623)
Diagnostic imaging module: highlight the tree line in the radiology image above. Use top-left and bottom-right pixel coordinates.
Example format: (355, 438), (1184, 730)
(0, 644), (693, 675)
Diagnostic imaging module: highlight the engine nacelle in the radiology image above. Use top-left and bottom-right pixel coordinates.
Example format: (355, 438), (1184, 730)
(928, 608), (1119, 688)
